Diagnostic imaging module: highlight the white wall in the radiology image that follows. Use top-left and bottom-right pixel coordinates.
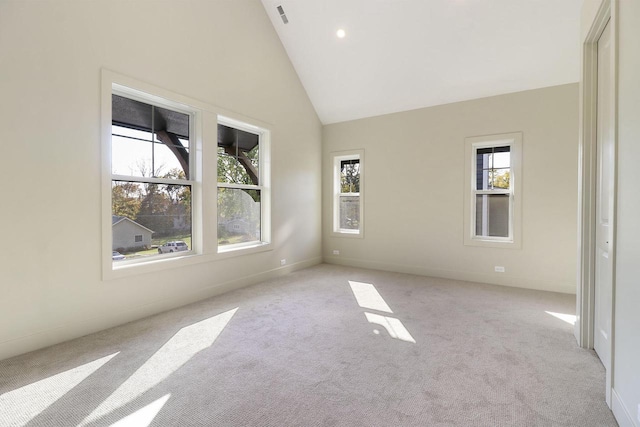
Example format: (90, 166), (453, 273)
(611, 1), (640, 424)
(580, 1), (640, 425)
(323, 84), (579, 294)
(0, 0), (322, 361)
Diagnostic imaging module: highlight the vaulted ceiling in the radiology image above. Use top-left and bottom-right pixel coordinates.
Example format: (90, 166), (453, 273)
(261, 0), (583, 124)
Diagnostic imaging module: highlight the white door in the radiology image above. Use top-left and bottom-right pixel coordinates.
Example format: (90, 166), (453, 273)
(594, 19), (613, 370)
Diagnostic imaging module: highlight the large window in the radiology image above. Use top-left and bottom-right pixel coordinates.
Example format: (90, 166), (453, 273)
(464, 133), (522, 248)
(217, 118), (270, 251)
(332, 150), (364, 236)
(102, 71), (271, 278)
(110, 92), (194, 264)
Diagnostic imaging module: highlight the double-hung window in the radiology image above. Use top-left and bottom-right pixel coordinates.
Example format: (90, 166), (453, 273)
(217, 117), (270, 251)
(109, 89), (195, 263)
(332, 150), (364, 236)
(103, 71), (272, 278)
(464, 133), (522, 248)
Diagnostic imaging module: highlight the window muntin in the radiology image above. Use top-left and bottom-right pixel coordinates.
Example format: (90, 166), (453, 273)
(110, 93), (194, 263)
(217, 120), (268, 250)
(333, 151), (363, 235)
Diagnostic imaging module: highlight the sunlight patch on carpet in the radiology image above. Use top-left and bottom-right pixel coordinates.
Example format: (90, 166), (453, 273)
(349, 281), (393, 313)
(365, 312), (416, 343)
(79, 308), (238, 425)
(0, 352), (119, 426)
(109, 393), (170, 427)
(545, 311), (576, 325)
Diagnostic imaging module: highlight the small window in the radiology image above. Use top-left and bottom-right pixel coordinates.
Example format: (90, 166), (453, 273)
(217, 118), (270, 251)
(134, 234), (143, 243)
(332, 150), (364, 236)
(464, 133), (522, 248)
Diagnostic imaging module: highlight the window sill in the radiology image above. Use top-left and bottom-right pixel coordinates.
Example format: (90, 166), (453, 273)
(105, 251), (202, 280)
(331, 230), (363, 239)
(103, 242), (273, 281)
(217, 241), (271, 258)
(464, 237), (521, 249)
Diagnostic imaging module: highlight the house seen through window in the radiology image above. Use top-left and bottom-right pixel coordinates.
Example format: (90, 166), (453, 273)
(110, 93), (193, 263)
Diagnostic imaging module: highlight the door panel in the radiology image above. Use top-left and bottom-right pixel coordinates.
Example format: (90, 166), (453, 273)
(594, 19), (613, 368)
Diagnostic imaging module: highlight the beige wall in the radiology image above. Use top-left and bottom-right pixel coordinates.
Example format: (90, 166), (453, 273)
(323, 84), (579, 294)
(0, 0), (322, 361)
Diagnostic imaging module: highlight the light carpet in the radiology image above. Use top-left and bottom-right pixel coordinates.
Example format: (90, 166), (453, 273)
(0, 264), (617, 426)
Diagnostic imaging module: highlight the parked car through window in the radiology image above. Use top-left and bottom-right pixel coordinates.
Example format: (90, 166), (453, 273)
(157, 241), (189, 254)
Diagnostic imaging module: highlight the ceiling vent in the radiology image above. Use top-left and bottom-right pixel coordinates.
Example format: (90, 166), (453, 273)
(277, 5), (289, 24)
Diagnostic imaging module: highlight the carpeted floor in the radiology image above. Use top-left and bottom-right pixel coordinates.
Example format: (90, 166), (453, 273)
(0, 264), (617, 426)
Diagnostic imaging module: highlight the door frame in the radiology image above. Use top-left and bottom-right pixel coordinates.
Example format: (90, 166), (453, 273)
(576, 0), (617, 407)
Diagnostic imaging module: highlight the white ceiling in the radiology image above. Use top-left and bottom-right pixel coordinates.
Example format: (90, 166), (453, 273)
(261, 0), (583, 124)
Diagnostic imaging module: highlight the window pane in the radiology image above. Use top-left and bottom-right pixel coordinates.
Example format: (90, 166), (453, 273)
(476, 146), (510, 190)
(339, 196), (360, 230)
(112, 181), (191, 261)
(476, 168), (491, 190)
(154, 142), (189, 179)
(217, 148), (256, 185)
(247, 144), (259, 180)
(340, 159), (360, 193)
(493, 150), (510, 168)
(112, 131), (152, 177)
(476, 147), (493, 166)
(491, 168), (510, 189)
(217, 124), (260, 185)
(475, 194), (509, 238)
(218, 188), (261, 246)
(112, 95), (190, 179)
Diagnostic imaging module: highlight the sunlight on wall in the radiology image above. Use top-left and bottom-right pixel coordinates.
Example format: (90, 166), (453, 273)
(0, 352), (119, 426)
(79, 307), (238, 426)
(545, 311), (577, 325)
(365, 312), (416, 343)
(110, 393), (171, 427)
(349, 280), (393, 313)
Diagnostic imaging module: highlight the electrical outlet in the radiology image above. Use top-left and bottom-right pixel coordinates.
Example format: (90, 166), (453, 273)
(332, 250), (340, 255)
(280, 259), (286, 266)
(495, 266), (505, 273)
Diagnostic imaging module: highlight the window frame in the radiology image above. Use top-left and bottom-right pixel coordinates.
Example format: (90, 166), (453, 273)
(101, 70), (273, 280)
(216, 116), (271, 253)
(463, 133), (522, 249)
(331, 149), (364, 238)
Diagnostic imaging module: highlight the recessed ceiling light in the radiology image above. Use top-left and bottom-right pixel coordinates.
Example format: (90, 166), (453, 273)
(336, 29), (346, 38)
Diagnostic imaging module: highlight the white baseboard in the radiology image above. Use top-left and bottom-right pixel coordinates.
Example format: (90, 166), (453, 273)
(612, 388), (637, 427)
(323, 256), (576, 294)
(0, 257), (322, 362)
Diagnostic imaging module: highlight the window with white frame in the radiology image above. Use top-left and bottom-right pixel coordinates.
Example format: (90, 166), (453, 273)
(109, 89), (195, 263)
(217, 118), (270, 250)
(464, 133), (522, 248)
(333, 150), (364, 236)
(103, 71), (273, 278)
